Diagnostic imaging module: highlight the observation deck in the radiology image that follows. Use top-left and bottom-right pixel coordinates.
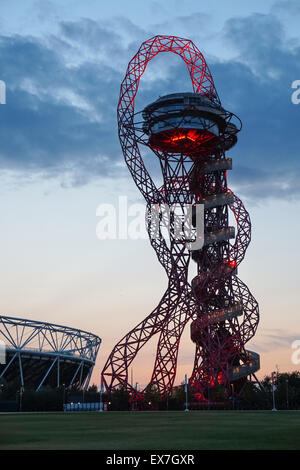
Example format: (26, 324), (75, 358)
(143, 93), (239, 157)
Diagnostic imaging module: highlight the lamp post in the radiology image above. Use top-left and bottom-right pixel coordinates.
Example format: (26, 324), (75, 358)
(286, 378), (289, 410)
(184, 375), (189, 412)
(271, 371), (277, 411)
(62, 383), (66, 411)
(19, 386), (23, 413)
(231, 383), (235, 410)
(99, 378), (104, 412)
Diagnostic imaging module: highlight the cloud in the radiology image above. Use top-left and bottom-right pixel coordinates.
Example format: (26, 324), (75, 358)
(0, 27), (125, 185)
(212, 12), (300, 200)
(249, 328), (299, 354)
(0, 11), (299, 198)
(153, 11), (212, 39)
(0, 18), (195, 186)
(273, 0), (300, 15)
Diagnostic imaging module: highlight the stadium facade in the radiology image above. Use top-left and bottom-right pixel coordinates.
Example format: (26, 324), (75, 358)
(0, 315), (101, 391)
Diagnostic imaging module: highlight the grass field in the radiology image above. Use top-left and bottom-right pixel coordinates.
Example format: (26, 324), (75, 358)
(0, 411), (300, 450)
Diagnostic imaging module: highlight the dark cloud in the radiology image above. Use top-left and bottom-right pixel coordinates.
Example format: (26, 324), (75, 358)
(0, 12), (299, 197)
(212, 13), (300, 199)
(0, 28), (124, 185)
(273, 0), (300, 15)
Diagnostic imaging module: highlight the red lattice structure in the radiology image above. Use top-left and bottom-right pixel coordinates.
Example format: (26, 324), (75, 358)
(102, 35), (260, 406)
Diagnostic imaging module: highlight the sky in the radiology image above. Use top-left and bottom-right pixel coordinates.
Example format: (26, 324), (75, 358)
(0, 0), (300, 389)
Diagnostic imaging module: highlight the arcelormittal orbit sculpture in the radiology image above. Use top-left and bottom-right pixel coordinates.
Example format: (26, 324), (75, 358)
(102, 35), (260, 405)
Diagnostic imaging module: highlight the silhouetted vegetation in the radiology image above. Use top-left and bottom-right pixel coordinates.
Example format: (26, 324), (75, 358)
(261, 371), (300, 410)
(1, 372), (300, 411)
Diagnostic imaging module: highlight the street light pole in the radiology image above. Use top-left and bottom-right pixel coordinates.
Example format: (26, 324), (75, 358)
(231, 383), (235, 410)
(99, 377), (103, 412)
(272, 371), (277, 411)
(184, 374), (189, 412)
(19, 386), (23, 412)
(62, 383), (65, 411)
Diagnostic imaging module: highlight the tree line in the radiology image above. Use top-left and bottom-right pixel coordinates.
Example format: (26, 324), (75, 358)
(1, 371), (300, 412)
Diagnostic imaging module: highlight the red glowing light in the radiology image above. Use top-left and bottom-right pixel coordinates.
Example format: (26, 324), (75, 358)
(129, 392), (145, 403)
(217, 372), (224, 384)
(194, 392), (208, 402)
(167, 129), (199, 143)
(228, 260), (237, 268)
(149, 128), (218, 157)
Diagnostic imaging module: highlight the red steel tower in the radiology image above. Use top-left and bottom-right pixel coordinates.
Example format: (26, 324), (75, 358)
(102, 35), (260, 405)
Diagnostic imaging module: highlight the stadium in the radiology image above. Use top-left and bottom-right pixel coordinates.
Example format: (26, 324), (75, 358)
(0, 315), (101, 391)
